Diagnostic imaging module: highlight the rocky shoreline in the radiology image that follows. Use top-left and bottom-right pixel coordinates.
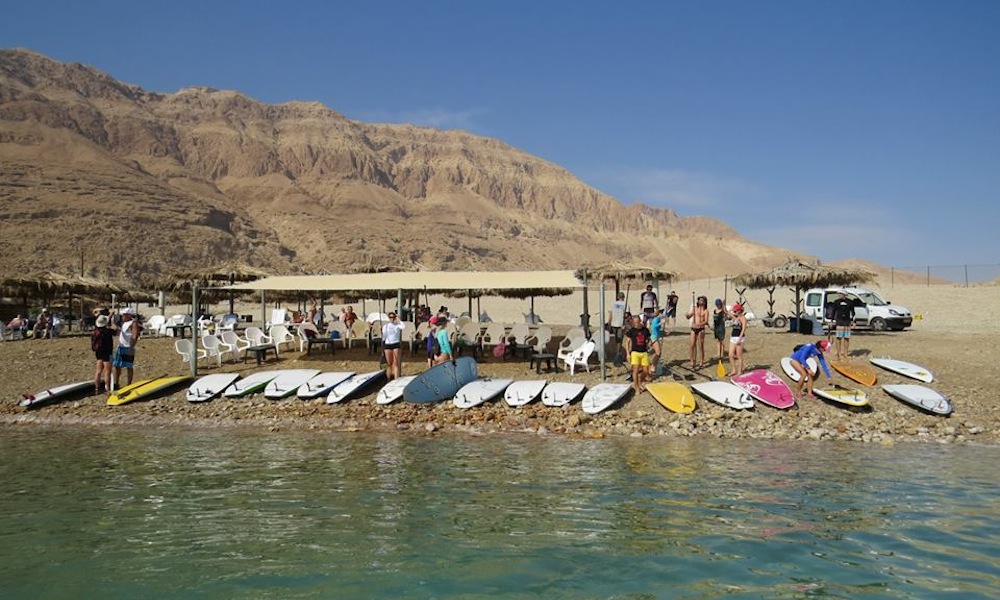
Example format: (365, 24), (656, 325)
(3, 327), (996, 446)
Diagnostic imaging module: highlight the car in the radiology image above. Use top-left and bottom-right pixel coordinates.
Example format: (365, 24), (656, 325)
(803, 286), (913, 331)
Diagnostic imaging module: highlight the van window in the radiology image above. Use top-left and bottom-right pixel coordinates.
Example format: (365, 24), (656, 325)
(806, 293), (821, 308)
(855, 291), (886, 306)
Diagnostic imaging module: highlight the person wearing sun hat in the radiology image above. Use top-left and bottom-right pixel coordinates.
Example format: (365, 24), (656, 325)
(91, 314), (114, 394)
(112, 307), (141, 389)
(727, 303), (749, 377)
(789, 339), (833, 400)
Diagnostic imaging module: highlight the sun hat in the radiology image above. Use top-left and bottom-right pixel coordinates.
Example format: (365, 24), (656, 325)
(121, 307), (135, 315)
(95, 315), (109, 328)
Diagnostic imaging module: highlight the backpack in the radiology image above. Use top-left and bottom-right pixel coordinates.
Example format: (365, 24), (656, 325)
(493, 340), (507, 358)
(90, 328), (103, 352)
(428, 333), (441, 356)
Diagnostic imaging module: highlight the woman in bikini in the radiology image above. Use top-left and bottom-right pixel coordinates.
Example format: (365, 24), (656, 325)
(685, 295), (710, 369)
(728, 303), (748, 377)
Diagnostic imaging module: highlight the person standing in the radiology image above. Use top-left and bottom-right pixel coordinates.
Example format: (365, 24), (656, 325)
(607, 292), (627, 342)
(712, 298), (728, 363)
(639, 285), (658, 325)
(432, 316), (453, 364)
(832, 293), (855, 361)
(665, 290), (679, 328)
(728, 303), (748, 377)
(381, 312), (405, 380)
(649, 308), (664, 377)
(789, 339), (832, 400)
(112, 308), (141, 389)
(624, 315), (651, 394)
(685, 296), (710, 369)
(91, 315), (114, 394)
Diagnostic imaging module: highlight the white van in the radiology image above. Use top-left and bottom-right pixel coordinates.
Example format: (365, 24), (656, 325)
(803, 286), (913, 331)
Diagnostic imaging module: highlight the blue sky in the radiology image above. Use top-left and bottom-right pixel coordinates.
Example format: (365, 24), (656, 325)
(4, 1), (998, 269)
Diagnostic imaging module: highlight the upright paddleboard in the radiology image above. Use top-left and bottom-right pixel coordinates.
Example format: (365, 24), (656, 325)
(187, 373), (241, 403)
(504, 380), (547, 407)
(813, 384), (869, 407)
(223, 370), (284, 398)
(581, 383), (631, 415)
(107, 376), (192, 406)
(297, 371), (354, 400)
(780, 356), (819, 383)
(403, 357), (479, 404)
(454, 378), (513, 409)
(19, 380), (94, 408)
(541, 382), (586, 407)
(732, 370), (795, 410)
(690, 381), (755, 410)
(376, 375), (417, 405)
(870, 357), (933, 383)
(264, 369), (321, 400)
(647, 382), (697, 414)
(326, 370), (386, 404)
(883, 384), (953, 415)
(831, 362), (878, 386)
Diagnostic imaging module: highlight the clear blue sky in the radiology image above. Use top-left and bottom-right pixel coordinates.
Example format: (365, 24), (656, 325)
(4, 1), (998, 269)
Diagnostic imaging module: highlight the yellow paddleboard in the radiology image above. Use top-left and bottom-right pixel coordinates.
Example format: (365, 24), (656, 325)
(647, 382), (697, 414)
(814, 385), (870, 407)
(831, 362), (878, 387)
(107, 376), (192, 406)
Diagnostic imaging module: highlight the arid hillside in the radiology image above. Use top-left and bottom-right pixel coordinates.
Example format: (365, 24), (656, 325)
(0, 49), (800, 287)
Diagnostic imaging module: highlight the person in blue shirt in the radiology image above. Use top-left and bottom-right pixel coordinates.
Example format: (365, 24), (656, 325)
(789, 339), (832, 399)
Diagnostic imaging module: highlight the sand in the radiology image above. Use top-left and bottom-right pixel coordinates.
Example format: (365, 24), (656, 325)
(3, 278), (998, 445)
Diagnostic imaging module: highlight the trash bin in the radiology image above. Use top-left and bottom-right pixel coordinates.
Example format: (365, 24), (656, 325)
(788, 317), (798, 332)
(798, 316), (813, 334)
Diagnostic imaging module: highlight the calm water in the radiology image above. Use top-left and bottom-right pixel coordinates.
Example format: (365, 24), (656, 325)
(1, 427), (997, 599)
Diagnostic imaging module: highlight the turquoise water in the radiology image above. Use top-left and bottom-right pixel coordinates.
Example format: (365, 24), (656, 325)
(1, 428), (998, 599)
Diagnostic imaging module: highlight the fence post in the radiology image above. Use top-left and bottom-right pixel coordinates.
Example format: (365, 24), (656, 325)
(926, 266), (930, 287)
(964, 264), (969, 287)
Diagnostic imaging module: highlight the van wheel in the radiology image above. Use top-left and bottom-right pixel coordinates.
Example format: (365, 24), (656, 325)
(773, 315), (788, 329)
(870, 317), (887, 331)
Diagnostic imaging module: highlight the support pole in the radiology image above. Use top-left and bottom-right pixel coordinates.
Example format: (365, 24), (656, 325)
(191, 284), (199, 377)
(598, 281), (606, 381)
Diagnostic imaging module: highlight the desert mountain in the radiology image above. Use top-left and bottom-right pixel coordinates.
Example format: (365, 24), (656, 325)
(0, 49), (798, 288)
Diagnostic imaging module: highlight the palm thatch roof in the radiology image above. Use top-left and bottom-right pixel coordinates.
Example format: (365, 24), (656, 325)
(732, 259), (875, 289)
(576, 261), (677, 283)
(170, 263), (273, 288)
(0, 272), (125, 297)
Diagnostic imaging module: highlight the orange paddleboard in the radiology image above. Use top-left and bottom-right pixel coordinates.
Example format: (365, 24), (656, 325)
(831, 362), (878, 387)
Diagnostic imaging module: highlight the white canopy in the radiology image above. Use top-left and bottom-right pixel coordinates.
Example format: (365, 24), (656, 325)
(223, 270), (584, 294)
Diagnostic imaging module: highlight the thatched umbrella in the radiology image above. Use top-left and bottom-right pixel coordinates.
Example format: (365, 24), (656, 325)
(170, 263), (273, 314)
(732, 258), (876, 318)
(447, 285), (576, 322)
(576, 262), (677, 332)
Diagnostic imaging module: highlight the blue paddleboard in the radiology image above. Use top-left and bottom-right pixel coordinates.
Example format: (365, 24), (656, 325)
(403, 357), (479, 404)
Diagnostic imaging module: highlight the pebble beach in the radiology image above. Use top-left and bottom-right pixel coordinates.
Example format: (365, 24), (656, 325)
(3, 279), (998, 445)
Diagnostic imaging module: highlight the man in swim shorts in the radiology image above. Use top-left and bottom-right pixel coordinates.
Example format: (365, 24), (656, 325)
(624, 315), (651, 394)
(832, 293), (855, 361)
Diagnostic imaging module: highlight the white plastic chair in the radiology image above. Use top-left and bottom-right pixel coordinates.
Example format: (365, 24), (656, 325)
(201, 335), (232, 366)
(556, 335), (588, 363)
(327, 321), (350, 349)
(530, 326), (553, 353)
(146, 315), (167, 337)
(217, 313), (239, 333)
(244, 326), (272, 347)
(175, 339), (207, 364)
(564, 340), (596, 375)
(296, 322), (319, 352)
(480, 322), (508, 356)
(220, 330), (250, 360)
(269, 324), (295, 354)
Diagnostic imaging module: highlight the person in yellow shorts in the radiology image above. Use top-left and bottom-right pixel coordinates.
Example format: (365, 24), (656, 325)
(623, 315), (652, 394)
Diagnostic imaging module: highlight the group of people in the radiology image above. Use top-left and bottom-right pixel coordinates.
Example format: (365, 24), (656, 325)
(90, 307), (142, 394)
(6, 309), (62, 339)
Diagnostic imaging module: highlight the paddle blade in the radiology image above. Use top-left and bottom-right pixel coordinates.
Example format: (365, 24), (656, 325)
(716, 360), (726, 379)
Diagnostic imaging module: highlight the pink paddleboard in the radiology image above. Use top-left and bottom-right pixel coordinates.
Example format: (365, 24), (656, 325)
(731, 369), (796, 409)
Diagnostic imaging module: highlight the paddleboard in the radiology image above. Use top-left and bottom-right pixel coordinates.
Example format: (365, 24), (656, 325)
(297, 371), (354, 400)
(107, 376), (192, 406)
(690, 381), (755, 410)
(647, 381), (697, 414)
(454, 378), (513, 409)
(581, 383), (632, 415)
(831, 362), (878, 387)
(883, 384), (953, 415)
(732, 370), (795, 410)
(264, 369), (322, 400)
(541, 382), (586, 407)
(403, 357), (479, 404)
(223, 370), (284, 398)
(870, 357), (933, 383)
(326, 370), (386, 404)
(780, 356), (819, 383)
(187, 373), (241, 403)
(813, 384), (869, 407)
(19, 380), (94, 408)
(376, 375), (417, 405)
(504, 380), (547, 407)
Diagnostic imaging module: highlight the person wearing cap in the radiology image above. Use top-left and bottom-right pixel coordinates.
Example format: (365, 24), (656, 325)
(789, 339), (832, 400)
(381, 311), (406, 380)
(728, 303), (749, 377)
(91, 315), (114, 394)
(831, 292), (856, 361)
(112, 308), (141, 388)
(425, 316), (440, 367)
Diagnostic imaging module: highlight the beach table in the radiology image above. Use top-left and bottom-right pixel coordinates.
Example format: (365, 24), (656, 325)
(244, 343), (277, 365)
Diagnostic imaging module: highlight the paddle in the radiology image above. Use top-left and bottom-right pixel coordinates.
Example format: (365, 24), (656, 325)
(716, 359), (726, 379)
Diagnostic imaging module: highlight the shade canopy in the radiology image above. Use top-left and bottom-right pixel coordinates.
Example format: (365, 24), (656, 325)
(732, 259), (875, 289)
(224, 270), (584, 295)
(577, 261), (677, 283)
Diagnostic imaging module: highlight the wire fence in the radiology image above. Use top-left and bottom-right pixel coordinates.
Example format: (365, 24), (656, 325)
(886, 263), (1000, 287)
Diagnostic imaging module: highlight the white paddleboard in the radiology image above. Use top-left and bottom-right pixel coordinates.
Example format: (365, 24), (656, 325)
(297, 371), (354, 399)
(780, 356), (819, 383)
(454, 378), (513, 409)
(265, 369), (322, 400)
(883, 384), (953, 415)
(690, 381), (755, 410)
(814, 385), (869, 407)
(870, 357), (933, 383)
(581, 383), (632, 415)
(223, 370), (284, 398)
(541, 382), (586, 407)
(376, 375), (417, 405)
(187, 373), (241, 403)
(19, 380), (93, 408)
(326, 370), (386, 404)
(504, 380), (547, 407)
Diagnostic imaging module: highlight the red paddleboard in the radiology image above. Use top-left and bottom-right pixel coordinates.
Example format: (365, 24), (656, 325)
(732, 369), (796, 409)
